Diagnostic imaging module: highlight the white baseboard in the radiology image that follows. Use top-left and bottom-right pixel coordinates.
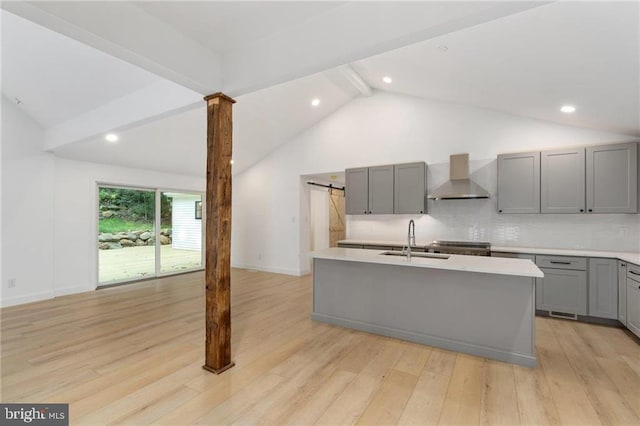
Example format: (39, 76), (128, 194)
(0, 290), (54, 308)
(54, 285), (94, 297)
(232, 263), (307, 277)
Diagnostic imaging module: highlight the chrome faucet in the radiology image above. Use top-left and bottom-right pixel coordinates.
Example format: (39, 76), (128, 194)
(404, 219), (416, 260)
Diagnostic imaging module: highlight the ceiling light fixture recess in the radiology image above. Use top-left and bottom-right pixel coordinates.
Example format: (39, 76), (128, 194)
(560, 105), (576, 113)
(382, 76), (393, 84)
(311, 98), (320, 107)
(105, 133), (119, 142)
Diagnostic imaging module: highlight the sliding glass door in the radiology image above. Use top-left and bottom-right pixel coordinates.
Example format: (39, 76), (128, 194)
(97, 185), (204, 286)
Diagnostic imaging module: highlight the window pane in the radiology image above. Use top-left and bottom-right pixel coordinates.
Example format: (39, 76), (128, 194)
(98, 187), (156, 284)
(160, 192), (203, 274)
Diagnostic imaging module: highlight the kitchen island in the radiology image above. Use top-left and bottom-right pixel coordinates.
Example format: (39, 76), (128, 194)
(311, 247), (543, 367)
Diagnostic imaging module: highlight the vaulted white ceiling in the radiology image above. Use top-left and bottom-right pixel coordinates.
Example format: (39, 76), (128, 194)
(135, 1), (347, 53)
(0, 9), (202, 150)
(353, 0), (640, 137)
(1, 11), (169, 127)
(53, 71), (360, 176)
(2, 1), (638, 180)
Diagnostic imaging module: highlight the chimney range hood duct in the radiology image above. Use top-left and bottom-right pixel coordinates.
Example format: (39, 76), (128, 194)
(428, 153), (490, 200)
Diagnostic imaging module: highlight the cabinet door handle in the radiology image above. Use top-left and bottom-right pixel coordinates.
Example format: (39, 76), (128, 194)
(629, 270), (640, 276)
(580, 209), (584, 212)
(550, 261), (571, 265)
(588, 209), (593, 212)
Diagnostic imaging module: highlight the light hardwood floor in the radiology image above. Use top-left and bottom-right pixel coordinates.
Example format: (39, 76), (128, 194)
(1, 269), (639, 425)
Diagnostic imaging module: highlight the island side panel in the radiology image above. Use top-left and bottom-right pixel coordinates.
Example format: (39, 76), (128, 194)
(312, 258), (536, 367)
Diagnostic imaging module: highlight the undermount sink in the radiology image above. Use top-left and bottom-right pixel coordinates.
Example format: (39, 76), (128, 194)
(380, 251), (450, 260)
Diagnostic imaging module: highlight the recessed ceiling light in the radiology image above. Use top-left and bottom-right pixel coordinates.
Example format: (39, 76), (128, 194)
(560, 105), (576, 113)
(105, 133), (119, 142)
(311, 98), (320, 107)
(382, 76), (393, 84)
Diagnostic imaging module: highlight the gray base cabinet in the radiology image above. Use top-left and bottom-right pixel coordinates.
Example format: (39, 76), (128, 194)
(627, 281), (640, 338)
(535, 255), (588, 316)
(313, 258), (536, 367)
(628, 264), (640, 338)
(536, 268), (588, 315)
(588, 258), (618, 319)
(618, 261), (628, 325)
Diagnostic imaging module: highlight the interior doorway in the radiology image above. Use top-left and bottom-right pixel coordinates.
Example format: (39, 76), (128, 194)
(306, 173), (345, 250)
(329, 190), (346, 247)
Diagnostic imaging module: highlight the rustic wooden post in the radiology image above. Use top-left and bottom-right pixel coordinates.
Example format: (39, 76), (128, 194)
(203, 92), (236, 374)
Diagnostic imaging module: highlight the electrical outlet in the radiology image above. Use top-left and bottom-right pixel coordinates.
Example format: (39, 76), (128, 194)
(8, 278), (16, 288)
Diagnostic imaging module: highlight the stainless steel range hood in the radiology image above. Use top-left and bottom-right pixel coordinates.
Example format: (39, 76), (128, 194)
(428, 153), (490, 200)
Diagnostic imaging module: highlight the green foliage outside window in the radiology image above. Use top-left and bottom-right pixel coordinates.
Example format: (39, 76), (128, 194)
(98, 188), (172, 233)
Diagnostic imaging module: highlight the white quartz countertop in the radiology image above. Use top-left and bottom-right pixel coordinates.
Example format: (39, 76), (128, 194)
(311, 247), (543, 278)
(491, 246), (640, 265)
(337, 240), (640, 266)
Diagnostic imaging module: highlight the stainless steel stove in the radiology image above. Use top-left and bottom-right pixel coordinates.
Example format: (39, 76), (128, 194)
(426, 240), (491, 256)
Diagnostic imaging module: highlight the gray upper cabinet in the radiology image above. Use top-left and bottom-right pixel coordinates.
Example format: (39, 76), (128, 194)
(368, 165), (394, 214)
(618, 261), (627, 325)
(541, 148), (586, 213)
(497, 152), (540, 213)
(345, 167), (369, 214)
(586, 142), (638, 213)
(588, 258), (618, 319)
(394, 162), (427, 214)
(346, 162), (428, 215)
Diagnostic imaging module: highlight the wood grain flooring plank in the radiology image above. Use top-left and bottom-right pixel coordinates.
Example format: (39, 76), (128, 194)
(1, 270), (638, 426)
(438, 354), (485, 426)
(479, 362), (520, 426)
(513, 364), (561, 426)
(397, 349), (456, 426)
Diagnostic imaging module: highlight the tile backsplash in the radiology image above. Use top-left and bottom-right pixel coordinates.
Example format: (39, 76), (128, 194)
(347, 159), (640, 252)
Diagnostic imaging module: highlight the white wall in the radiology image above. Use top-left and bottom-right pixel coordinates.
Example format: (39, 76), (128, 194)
(1, 96), (56, 306)
(1, 97), (207, 307)
(232, 91), (640, 276)
(171, 194), (203, 251)
(54, 158), (205, 296)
